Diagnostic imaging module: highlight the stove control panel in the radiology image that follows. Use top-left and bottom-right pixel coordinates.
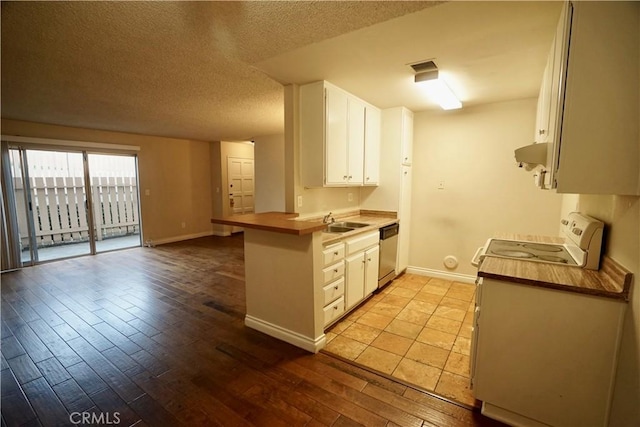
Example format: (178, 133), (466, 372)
(560, 212), (604, 269)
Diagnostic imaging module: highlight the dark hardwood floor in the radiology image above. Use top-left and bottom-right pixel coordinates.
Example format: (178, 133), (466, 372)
(1, 235), (504, 426)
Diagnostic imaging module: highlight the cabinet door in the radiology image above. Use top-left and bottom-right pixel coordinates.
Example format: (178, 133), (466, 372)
(325, 86), (349, 185)
(400, 108), (413, 165)
(534, 47), (555, 143)
(554, 2), (639, 194)
(475, 279), (625, 427)
(363, 105), (381, 185)
(397, 166), (412, 273)
(347, 97), (365, 184)
(364, 245), (379, 296)
(345, 252), (365, 310)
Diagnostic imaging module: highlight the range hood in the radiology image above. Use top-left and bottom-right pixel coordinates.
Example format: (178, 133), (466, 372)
(514, 142), (549, 169)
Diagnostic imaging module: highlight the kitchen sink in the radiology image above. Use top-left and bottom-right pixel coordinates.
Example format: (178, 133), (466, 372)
(325, 221), (370, 233)
(332, 221), (369, 228)
(326, 225), (355, 233)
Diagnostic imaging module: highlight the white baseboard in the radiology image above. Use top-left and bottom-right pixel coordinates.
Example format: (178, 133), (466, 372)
(405, 266), (476, 284)
(245, 315), (326, 353)
(151, 231), (215, 246)
(211, 231), (232, 237)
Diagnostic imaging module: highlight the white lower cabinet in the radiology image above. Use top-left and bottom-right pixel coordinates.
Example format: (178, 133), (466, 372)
(323, 296), (345, 326)
(364, 245), (379, 296)
(321, 231), (380, 328)
(322, 277), (344, 306)
(321, 242), (346, 327)
(322, 261), (345, 285)
(472, 278), (626, 427)
(344, 231), (380, 311)
(345, 246), (380, 310)
(345, 252), (366, 310)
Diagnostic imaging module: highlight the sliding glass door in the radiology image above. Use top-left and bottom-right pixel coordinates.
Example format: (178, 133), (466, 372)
(88, 153), (141, 253)
(1, 144), (141, 269)
(19, 149), (92, 262)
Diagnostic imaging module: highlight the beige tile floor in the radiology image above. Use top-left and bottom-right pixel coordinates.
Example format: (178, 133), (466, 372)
(324, 273), (477, 407)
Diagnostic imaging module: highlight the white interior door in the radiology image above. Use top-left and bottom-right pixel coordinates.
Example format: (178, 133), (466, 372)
(227, 157), (254, 232)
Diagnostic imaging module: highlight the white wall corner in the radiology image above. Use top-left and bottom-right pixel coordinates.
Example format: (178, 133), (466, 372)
(245, 315), (326, 353)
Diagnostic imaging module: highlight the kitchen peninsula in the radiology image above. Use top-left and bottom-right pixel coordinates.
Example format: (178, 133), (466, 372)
(211, 211), (397, 352)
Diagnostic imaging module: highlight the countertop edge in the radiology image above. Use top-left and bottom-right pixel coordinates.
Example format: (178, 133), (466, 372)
(478, 255), (631, 302)
(478, 269), (627, 301)
(211, 211), (397, 237)
(211, 215), (323, 235)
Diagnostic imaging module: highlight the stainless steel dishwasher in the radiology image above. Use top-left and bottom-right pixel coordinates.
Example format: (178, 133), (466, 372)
(378, 222), (399, 289)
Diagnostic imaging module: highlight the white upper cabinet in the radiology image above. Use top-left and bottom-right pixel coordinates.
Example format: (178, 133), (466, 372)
(538, 1), (639, 195)
(300, 81), (381, 187)
(363, 106), (381, 185)
(534, 48), (554, 144)
(347, 96), (365, 184)
(325, 85), (350, 185)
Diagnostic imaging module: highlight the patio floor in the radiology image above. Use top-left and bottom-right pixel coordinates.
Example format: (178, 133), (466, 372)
(22, 234), (141, 263)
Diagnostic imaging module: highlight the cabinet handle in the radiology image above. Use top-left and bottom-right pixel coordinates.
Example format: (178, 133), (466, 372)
(538, 129), (546, 135)
(366, 177), (370, 181)
(334, 305), (338, 310)
(348, 175), (352, 179)
(362, 260), (366, 264)
(334, 269), (338, 273)
(343, 175), (348, 179)
(334, 251), (339, 255)
(334, 285), (339, 290)
(368, 257), (372, 262)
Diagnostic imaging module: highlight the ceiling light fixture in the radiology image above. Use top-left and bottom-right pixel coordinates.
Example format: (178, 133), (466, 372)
(411, 60), (462, 110)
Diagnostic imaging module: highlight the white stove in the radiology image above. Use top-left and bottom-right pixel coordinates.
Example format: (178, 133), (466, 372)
(472, 212), (604, 270)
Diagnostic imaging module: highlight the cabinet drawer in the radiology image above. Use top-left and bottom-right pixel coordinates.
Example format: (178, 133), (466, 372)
(323, 277), (345, 306)
(323, 261), (345, 285)
(323, 296), (345, 326)
(323, 242), (345, 267)
(345, 231), (379, 256)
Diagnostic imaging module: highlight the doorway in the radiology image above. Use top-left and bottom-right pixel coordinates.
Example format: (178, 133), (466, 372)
(227, 156), (254, 233)
(1, 144), (141, 270)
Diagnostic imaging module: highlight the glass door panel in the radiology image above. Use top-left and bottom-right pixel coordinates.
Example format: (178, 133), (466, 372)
(25, 149), (91, 261)
(8, 148), (35, 265)
(88, 153), (141, 253)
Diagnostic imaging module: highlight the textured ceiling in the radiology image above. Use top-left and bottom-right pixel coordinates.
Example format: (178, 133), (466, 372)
(1, 1), (560, 142)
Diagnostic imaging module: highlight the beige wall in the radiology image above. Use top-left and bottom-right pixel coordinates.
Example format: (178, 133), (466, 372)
(253, 134), (285, 213)
(2, 119), (214, 244)
(409, 99), (564, 277)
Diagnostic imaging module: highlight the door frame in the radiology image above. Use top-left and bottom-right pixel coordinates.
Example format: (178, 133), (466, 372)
(1, 135), (141, 267)
(226, 156), (255, 233)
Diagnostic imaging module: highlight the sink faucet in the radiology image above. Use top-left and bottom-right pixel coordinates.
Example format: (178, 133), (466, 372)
(322, 212), (335, 224)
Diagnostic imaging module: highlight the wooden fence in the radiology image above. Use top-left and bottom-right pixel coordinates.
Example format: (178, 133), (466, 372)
(14, 176), (139, 249)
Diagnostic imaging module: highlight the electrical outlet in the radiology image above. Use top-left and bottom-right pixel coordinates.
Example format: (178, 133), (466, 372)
(348, 193), (353, 202)
(297, 195), (303, 207)
(438, 181), (445, 190)
(181, 222), (186, 229)
(145, 189), (151, 196)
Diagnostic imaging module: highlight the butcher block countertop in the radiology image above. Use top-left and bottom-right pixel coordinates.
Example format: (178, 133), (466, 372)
(479, 234), (633, 301)
(211, 210), (397, 237)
